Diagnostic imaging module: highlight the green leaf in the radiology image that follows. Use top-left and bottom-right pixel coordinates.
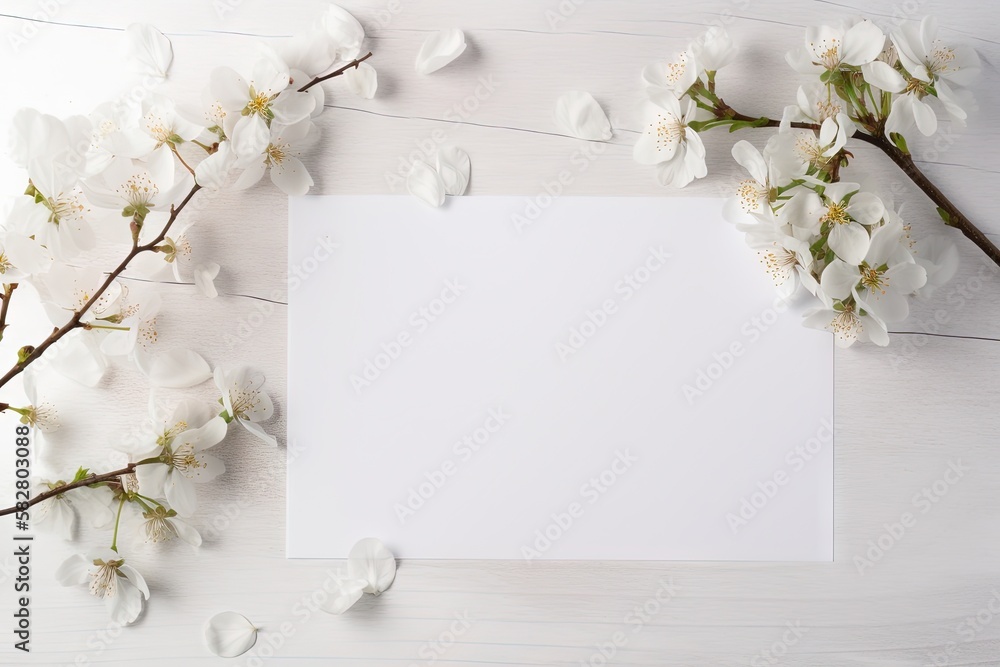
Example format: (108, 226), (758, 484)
(728, 117), (770, 133)
(72, 467), (91, 482)
(936, 207), (953, 226)
(889, 131), (909, 154)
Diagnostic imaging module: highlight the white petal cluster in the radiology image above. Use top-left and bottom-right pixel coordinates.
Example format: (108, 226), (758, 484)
(632, 27), (737, 187)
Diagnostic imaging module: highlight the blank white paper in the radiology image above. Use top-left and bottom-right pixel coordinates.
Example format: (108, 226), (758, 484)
(287, 196), (833, 561)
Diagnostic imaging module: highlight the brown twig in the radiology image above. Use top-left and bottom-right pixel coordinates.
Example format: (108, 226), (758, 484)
(0, 184), (202, 390)
(0, 283), (17, 342)
(0, 464), (136, 517)
(297, 52), (373, 92)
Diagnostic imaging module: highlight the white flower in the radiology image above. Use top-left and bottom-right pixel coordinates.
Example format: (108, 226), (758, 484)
(10, 109), (96, 260)
(0, 198), (52, 279)
(209, 55), (315, 162)
(214, 366), (276, 447)
(137, 94), (204, 156)
(133, 220), (221, 299)
(641, 50), (698, 96)
(138, 505), (202, 546)
(865, 18), (980, 137)
(20, 365), (59, 434)
(786, 18), (886, 73)
(690, 26), (737, 72)
(781, 85), (845, 127)
(730, 140), (805, 217)
(632, 90), (707, 188)
(233, 120), (319, 196)
(415, 29), (467, 75)
(820, 220), (927, 323)
(784, 182), (884, 265)
(34, 480), (114, 539)
(56, 549), (149, 625)
(81, 149), (193, 224)
(194, 141), (236, 191)
(803, 294), (889, 348)
(133, 399), (229, 516)
(892, 17), (979, 88)
(99, 284), (161, 363)
(743, 221), (815, 299)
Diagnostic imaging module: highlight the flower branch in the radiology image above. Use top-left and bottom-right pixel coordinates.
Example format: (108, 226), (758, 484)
(0, 184), (202, 391)
(298, 51), (373, 92)
(0, 463), (137, 517)
(0, 283), (17, 343)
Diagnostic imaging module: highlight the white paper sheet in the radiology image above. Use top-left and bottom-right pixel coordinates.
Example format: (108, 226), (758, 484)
(287, 196), (833, 561)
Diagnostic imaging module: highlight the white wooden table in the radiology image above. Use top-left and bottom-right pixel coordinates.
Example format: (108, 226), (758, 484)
(1, 0), (999, 665)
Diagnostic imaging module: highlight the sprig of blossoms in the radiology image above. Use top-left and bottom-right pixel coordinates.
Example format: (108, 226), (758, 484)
(632, 17), (991, 347)
(1, 3), (368, 627)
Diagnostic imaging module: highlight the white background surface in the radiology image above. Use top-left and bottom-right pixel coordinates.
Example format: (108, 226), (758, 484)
(0, 0), (998, 665)
(287, 196), (834, 561)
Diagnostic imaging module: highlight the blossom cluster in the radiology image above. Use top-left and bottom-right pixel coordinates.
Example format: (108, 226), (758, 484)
(1, 4), (376, 626)
(631, 17), (976, 346)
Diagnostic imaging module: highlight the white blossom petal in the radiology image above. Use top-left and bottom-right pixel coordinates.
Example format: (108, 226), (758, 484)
(414, 29), (467, 75)
(145, 349), (212, 388)
(406, 160), (446, 207)
(345, 62), (378, 99)
(205, 612), (257, 658)
(55, 553), (91, 586)
(126, 24), (173, 80)
(194, 262), (221, 298)
(820, 260), (860, 300)
(347, 538), (396, 594)
(861, 61), (906, 93)
(318, 577), (366, 614)
(434, 146), (471, 196)
(554, 91), (612, 141)
(239, 418), (278, 447)
(828, 221), (870, 265)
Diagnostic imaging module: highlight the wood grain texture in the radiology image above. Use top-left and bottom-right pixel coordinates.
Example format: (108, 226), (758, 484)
(0, 0), (998, 665)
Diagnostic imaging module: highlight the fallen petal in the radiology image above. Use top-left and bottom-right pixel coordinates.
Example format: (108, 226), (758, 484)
(554, 91), (612, 141)
(345, 62), (378, 99)
(347, 538), (397, 594)
(125, 24), (173, 80)
(318, 577), (366, 614)
(415, 29), (467, 75)
(204, 611), (257, 658)
(144, 349), (212, 388)
(434, 146), (471, 196)
(406, 160), (446, 207)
